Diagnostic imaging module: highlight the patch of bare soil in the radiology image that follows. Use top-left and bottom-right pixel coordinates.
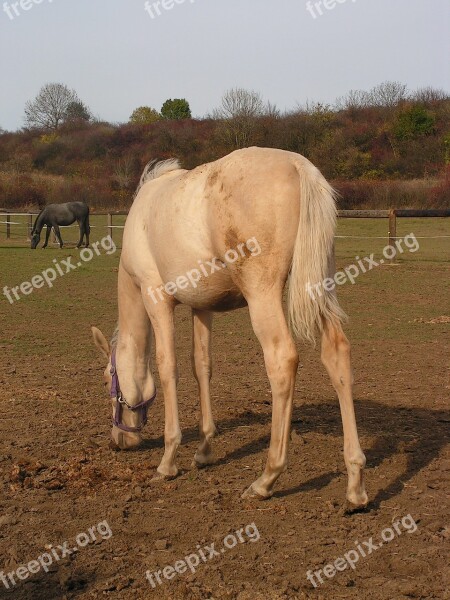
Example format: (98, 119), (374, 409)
(1, 273), (448, 599)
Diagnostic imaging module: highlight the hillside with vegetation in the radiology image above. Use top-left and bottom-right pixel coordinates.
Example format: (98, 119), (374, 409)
(0, 83), (449, 211)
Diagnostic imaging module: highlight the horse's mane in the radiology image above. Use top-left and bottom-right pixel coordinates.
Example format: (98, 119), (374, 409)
(31, 207), (46, 234)
(111, 326), (119, 349)
(133, 158), (181, 199)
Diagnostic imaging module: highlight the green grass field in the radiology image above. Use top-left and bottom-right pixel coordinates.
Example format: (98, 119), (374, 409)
(0, 217), (448, 600)
(0, 217), (448, 361)
(1, 214), (448, 261)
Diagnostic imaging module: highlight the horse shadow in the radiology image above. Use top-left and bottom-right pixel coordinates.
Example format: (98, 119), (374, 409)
(0, 568), (95, 600)
(275, 400), (449, 509)
(139, 398), (449, 510)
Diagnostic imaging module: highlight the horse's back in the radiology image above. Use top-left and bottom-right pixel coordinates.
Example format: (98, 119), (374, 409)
(42, 201), (89, 225)
(123, 148), (315, 308)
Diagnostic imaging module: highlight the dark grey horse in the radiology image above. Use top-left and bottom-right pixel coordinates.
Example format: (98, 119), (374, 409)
(31, 202), (90, 249)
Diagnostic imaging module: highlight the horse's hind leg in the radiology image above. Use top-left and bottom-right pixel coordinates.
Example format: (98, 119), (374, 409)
(242, 293), (298, 499)
(191, 309), (216, 467)
(85, 221), (90, 247)
(84, 215), (90, 247)
(321, 320), (368, 508)
(53, 225), (64, 248)
(76, 221), (84, 248)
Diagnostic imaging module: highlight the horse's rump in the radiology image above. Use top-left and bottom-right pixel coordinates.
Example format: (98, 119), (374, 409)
(128, 148), (344, 341)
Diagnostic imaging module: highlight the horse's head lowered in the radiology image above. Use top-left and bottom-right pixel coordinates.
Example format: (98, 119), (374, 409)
(30, 230), (40, 249)
(91, 326), (155, 450)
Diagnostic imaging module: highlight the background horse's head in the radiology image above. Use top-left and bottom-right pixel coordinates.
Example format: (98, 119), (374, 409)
(91, 326), (143, 450)
(30, 230), (40, 249)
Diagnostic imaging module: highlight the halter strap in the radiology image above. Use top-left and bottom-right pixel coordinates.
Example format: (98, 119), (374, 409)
(110, 348), (156, 433)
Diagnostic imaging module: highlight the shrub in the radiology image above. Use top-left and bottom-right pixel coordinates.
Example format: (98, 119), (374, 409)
(161, 98), (192, 120)
(393, 105), (436, 140)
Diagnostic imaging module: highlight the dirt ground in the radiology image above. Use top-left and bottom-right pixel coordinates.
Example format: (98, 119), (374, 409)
(0, 219), (449, 599)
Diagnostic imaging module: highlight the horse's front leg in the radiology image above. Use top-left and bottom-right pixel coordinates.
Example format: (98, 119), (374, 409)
(112, 266), (155, 449)
(242, 293), (298, 499)
(42, 225), (51, 249)
(192, 309), (216, 467)
(143, 292), (181, 479)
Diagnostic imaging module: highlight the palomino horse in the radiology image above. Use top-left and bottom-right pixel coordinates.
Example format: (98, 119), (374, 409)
(31, 201), (90, 249)
(92, 148), (368, 507)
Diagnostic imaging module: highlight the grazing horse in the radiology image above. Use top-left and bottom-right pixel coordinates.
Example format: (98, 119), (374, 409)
(31, 201), (90, 249)
(92, 148), (368, 507)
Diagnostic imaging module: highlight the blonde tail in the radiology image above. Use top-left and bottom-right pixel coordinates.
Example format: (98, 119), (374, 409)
(287, 159), (347, 344)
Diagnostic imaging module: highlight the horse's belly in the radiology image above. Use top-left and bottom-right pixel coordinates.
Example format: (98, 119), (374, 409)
(58, 217), (76, 226)
(172, 276), (247, 312)
(194, 290), (247, 312)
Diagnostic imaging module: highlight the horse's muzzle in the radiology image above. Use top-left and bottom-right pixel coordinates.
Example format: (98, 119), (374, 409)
(110, 426), (142, 450)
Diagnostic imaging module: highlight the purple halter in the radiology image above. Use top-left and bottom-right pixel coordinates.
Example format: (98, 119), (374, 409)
(110, 348), (156, 433)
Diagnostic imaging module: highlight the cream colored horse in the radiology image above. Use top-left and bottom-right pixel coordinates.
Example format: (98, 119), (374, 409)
(92, 147), (368, 507)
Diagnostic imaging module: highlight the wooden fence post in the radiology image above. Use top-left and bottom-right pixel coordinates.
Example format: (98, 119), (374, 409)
(28, 214), (33, 240)
(6, 214), (10, 239)
(388, 209), (397, 252)
(107, 213), (113, 240)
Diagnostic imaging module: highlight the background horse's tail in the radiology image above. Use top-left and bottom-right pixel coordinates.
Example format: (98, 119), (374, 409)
(86, 209), (91, 235)
(287, 158), (347, 344)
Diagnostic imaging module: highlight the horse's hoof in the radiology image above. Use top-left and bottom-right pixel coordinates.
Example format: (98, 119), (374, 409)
(241, 484), (272, 501)
(345, 492), (369, 512)
(108, 440), (121, 452)
(192, 453), (215, 469)
(191, 460), (211, 470)
(340, 493), (369, 515)
(151, 469), (178, 482)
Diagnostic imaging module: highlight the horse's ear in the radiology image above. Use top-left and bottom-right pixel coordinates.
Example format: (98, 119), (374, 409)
(91, 326), (110, 359)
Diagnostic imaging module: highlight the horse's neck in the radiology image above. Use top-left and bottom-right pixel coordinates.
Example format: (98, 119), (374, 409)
(33, 210), (46, 233)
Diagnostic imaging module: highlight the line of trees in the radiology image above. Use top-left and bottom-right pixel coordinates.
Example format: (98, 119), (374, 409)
(19, 80), (449, 134)
(22, 83), (193, 131)
(0, 80), (448, 210)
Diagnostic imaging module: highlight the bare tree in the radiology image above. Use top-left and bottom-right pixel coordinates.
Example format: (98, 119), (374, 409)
(265, 101), (280, 119)
(213, 88), (268, 148)
(369, 81), (408, 108)
(335, 89), (371, 111)
(24, 83), (82, 130)
(410, 86), (449, 103)
(215, 88), (265, 120)
(112, 157), (135, 191)
(335, 83), (408, 110)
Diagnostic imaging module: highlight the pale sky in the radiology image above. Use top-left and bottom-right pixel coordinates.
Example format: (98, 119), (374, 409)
(1, 0), (449, 131)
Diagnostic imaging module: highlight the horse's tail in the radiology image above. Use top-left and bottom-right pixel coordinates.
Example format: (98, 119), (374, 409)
(85, 207), (91, 234)
(287, 158), (347, 345)
(133, 158), (181, 199)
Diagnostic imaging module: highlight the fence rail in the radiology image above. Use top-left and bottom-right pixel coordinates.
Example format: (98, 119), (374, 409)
(0, 211), (128, 242)
(1, 209), (449, 248)
(336, 208), (450, 249)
